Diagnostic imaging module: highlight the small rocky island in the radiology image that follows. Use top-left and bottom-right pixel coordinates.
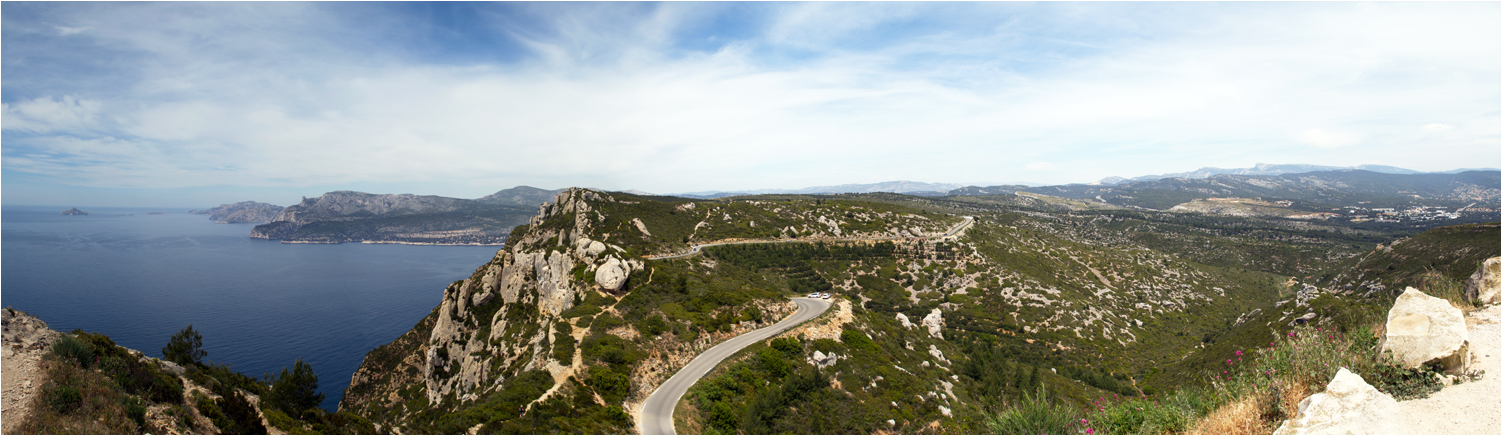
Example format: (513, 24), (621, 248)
(59, 208), (90, 216)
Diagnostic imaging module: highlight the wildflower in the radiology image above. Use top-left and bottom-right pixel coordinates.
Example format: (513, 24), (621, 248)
(1081, 419), (1089, 425)
(1087, 428), (1095, 434)
(1236, 350), (1243, 356)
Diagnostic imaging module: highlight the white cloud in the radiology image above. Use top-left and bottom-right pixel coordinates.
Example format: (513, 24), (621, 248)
(1, 95), (103, 134)
(1, 2), (1497, 195)
(1423, 123), (1455, 132)
(54, 26), (86, 35)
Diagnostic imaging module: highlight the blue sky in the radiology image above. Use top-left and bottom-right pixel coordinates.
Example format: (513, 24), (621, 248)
(3, 2), (1499, 207)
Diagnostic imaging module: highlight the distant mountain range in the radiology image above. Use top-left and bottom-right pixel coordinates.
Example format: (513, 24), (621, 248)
(960, 169), (1501, 210)
(1094, 163), (1496, 185)
(663, 180), (970, 199)
(651, 164), (1497, 199)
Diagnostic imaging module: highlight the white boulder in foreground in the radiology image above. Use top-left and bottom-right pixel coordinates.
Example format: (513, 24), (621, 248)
(1274, 368), (1400, 435)
(1465, 256), (1500, 305)
(1383, 287), (1470, 372)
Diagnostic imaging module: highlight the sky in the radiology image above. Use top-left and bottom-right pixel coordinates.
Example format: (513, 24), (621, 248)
(3, 1), (1499, 207)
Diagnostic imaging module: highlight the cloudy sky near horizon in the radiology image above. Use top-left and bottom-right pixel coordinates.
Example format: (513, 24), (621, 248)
(3, 2), (1499, 207)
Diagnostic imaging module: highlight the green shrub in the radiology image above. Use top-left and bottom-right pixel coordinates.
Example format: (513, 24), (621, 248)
(553, 322), (577, 364)
(51, 336), (96, 369)
(43, 383), (82, 414)
(588, 367), (632, 405)
(121, 396), (147, 428)
(636, 315), (668, 338)
(987, 387), (1082, 435)
(576, 314), (595, 328)
(840, 329), (879, 353)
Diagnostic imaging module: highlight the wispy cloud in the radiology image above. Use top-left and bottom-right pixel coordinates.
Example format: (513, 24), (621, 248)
(2, 2), (1497, 201)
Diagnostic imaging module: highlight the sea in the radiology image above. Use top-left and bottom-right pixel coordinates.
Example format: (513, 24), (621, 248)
(1, 205), (501, 411)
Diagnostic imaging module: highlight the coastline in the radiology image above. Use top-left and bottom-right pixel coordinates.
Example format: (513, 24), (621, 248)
(275, 239), (505, 246)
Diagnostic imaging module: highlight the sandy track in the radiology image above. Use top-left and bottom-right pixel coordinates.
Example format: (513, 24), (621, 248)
(1398, 305), (1502, 435)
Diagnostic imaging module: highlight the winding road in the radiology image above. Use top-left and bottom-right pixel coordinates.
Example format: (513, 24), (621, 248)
(639, 297), (833, 435)
(646, 215), (973, 261)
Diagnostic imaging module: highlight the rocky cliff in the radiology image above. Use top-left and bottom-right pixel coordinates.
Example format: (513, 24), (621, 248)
(339, 189), (639, 428)
(190, 201), (284, 223)
(250, 191), (534, 245)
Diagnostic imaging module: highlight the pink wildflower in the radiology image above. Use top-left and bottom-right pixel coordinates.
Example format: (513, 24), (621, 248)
(1087, 428), (1095, 434)
(1236, 350), (1243, 356)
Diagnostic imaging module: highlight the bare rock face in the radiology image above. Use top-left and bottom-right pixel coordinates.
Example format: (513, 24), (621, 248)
(921, 309), (945, 339)
(896, 313), (914, 329)
(1383, 287), (1470, 372)
(1464, 256), (1501, 305)
(595, 257), (628, 291)
(1273, 368), (1400, 435)
(809, 350), (840, 368)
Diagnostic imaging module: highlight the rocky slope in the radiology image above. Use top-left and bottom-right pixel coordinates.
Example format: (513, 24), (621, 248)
(190, 201), (284, 223)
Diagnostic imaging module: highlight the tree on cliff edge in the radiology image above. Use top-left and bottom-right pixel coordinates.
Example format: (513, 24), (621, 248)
(162, 324), (206, 366)
(268, 358), (324, 419)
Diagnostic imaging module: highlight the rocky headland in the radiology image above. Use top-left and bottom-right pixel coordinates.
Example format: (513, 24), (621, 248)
(249, 190), (536, 245)
(59, 208), (90, 216)
(189, 201), (284, 223)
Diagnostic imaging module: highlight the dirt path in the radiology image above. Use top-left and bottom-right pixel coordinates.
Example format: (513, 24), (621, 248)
(1398, 305), (1501, 434)
(2, 308), (61, 434)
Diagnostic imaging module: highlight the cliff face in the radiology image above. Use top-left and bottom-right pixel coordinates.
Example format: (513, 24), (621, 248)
(338, 189), (639, 424)
(190, 201), (284, 223)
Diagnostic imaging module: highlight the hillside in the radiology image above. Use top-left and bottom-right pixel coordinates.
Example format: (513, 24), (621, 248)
(338, 188), (1382, 434)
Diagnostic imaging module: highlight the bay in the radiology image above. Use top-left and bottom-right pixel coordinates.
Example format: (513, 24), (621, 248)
(1, 205), (500, 411)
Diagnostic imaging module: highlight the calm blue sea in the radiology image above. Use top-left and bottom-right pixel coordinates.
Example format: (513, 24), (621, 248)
(1, 205), (500, 411)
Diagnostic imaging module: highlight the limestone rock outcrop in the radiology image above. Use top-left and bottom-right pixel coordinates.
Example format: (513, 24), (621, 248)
(60, 207), (90, 216)
(810, 350), (840, 369)
(1382, 287), (1470, 372)
(1273, 368), (1400, 435)
(1464, 256), (1500, 305)
(921, 309), (945, 339)
(419, 188), (634, 405)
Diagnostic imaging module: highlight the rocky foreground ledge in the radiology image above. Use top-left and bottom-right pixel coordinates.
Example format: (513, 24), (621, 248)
(1275, 258), (1502, 435)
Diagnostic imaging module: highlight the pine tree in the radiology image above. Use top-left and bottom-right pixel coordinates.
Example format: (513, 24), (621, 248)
(267, 359), (324, 419)
(162, 325), (206, 366)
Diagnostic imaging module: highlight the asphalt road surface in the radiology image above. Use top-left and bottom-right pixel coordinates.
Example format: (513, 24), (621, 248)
(639, 297), (833, 435)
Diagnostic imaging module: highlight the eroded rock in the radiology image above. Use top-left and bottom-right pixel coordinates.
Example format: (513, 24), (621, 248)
(1464, 256), (1500, 305)
(1273, 368), (1400, 435)
(596, 257), (628, 291)
(921, 309), (945, 339)
(1382, 287), (1470, 372)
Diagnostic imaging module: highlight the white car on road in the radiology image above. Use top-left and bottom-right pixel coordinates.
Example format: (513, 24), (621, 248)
(821, 293), (831, 299)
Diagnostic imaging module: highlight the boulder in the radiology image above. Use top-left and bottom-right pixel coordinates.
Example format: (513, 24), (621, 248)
(1273, 368), (1400, 435)
(595, 257), (628, 291)
(1382, 287), (1469, 372)
(1464, 256), (1500, 305)
(921, 309), (945, 339)
(896, 313), (914, 329)
(810, 350), (839, 368)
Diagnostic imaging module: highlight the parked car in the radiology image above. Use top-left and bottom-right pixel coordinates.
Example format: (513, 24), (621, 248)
(807, 292), (820, 298)
(821, 293), (831, 299)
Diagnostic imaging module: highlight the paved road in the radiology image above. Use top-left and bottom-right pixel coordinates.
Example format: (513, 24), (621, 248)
(646, 215), (973, 261)
(639, 297), (833, 435)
